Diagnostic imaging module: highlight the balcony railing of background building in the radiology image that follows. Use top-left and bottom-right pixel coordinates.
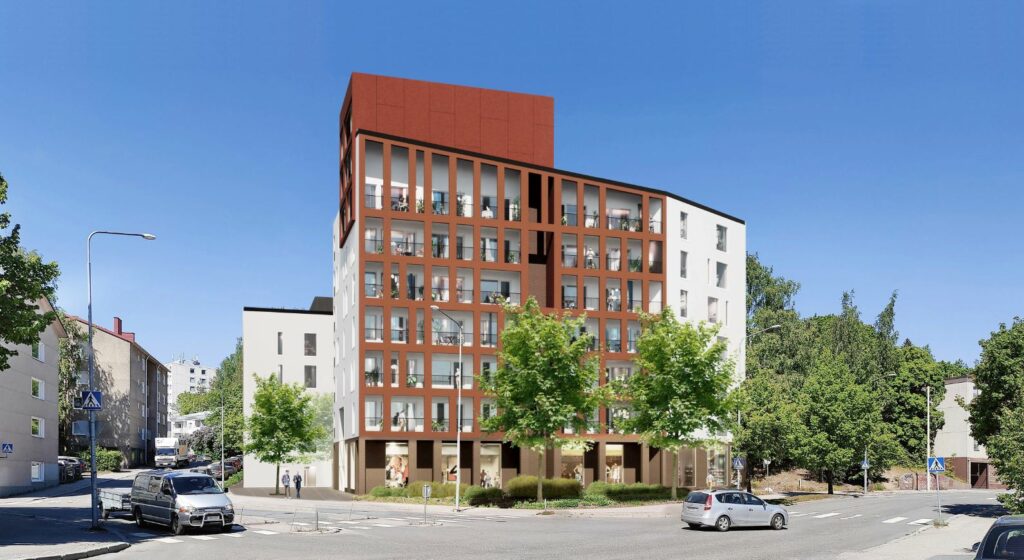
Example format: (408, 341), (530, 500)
(408, 286), (425, 301)
(364, 370), (384, 387)
(607, 298), (622, 312)
(583, 212), (600, 229)
(648, 259), (663, 274)
(433, 330), (465, 346)
(627, 256), (643, 273)
(431, 373), (473, 388)
(431, 242), (450, 259)
(607, 256), (622, 272)
(365, 415), (383, 431)
(365, 283), (383, 298)
(562, 253), (578, 268)
(391, 328), (408, 343)
(481, 291), (518, 305)
(390, 242), (424, 257)
(583, 297), (599, 311)
(627, 336), (639, 353)
(606, 338), (622, 352)
(505, 249), (521, 264)
(480, 246), (498, 263)
(649, 220), (662, 234)
(608, 215), (643, 232)
(562, 296), (578, 310)
(365, 327), (384, 342)
(455, 197), (472, 217)
(430, 288), (450, 302)
(390, 195), (411, 212)
(505, 199), (521, 222)
(561, 211), (577, 227)
(432, 197), (448, 215)
(364, 239), (384, 254)
(455, 245), (472, 261)
(480, 332), (498, 346)
(431, 419), (450, 432)
(583, 252), (599, 269)
(391, 416), (423, 432)
(456, 289), (474, 304)
(364, 193), (383, 209)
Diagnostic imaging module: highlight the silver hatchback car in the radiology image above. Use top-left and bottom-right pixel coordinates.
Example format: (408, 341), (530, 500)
(681, 490), (789, 531)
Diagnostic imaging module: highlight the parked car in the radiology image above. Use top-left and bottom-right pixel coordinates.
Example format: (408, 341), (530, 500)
(208, 462), (237, 478)
(681, 490), (789, 532)
(973, 515), (1024, 559)
(58, 456), (84, 480)
(56, 459), (77, 483)
(226, 456), (243, 471)
(130, 470), (234, 535)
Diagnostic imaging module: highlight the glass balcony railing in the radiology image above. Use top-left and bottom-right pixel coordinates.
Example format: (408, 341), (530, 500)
(391, 416), (423, 432)
(505, 200), (521, 222)
(431, 419), (450, 432)
(456, 288), (474, 303)
(391, 328), (408, 343)
(364, 370), (384, 387)
(480, 332), (498, 346)
(627, 257), (643, 273)
(606, 256), (622, 272)
(480, 246), (498, 263)
(389, 195), (411, 212)
(390, 242), (424, 257)
(606, 298), (622, 312)
(364, 327), (384, 342)
(583, 297), (599, 311)
(364, 239), (384, 254)
(364, 283), (383, 298)
(365, 416), (383, 431)
(583, 213), (600, 228)
(648, 260), (663, 274)
(561, 212), (577, 226)
(648, 220), (662, 234)
(481, 291), (518, 304)
(606, 338), (623, 352)
(608, 216), (643, 232)
(364, 194), (383, 209)
(562, 296), (578, 310)
(562, 254), (578, 268)
(505, 249), (521, 264)
(583, 253), (599, 269)
(432, 373), (473, 387)
(430, 288), (450, 302)
(455, 245), (473, 261)
(627, 337), (639, 353)
(408, 286), (425, 301)
(455, 198), (473, 217)
(432, 198), (449, 215)
(431, 242), (450, 259)
(433, 330), (464, 346)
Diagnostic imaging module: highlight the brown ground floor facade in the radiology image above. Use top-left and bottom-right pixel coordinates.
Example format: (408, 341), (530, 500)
(946, 456), (1005, 489)
(332, 437), (737, 495)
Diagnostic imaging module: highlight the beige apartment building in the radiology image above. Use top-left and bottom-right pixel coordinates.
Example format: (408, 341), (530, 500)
(0, 298), (66, 497)
(70, 316), (169, 467)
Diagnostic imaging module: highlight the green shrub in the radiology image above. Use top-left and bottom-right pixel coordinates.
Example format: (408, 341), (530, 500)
(584, 482), (674, 501)
(79, 449), (123, 472)
(464, 486), (505, 506)
(506, 476), (582, 500)
(369, 486), (403, 497)
(224, 471), (243, 489)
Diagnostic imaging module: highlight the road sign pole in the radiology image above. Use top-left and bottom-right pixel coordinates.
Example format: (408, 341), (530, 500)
(87, 234), (98, 530)
(863, 448), (868, 494)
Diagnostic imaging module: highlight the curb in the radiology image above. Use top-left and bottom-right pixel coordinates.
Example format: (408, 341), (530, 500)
(19, 542), (130, 560)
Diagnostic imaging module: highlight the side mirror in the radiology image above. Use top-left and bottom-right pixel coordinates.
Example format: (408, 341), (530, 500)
(162, 487), (172, 496)
(971, 542), (980, 552)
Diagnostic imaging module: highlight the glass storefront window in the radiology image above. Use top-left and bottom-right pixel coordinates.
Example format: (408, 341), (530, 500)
(441, 443), (459, 483)
(385, 442), (409, 488)
(706, 446), (727, 488)
(480, 443), (501, 488)
(560, 448), (584, 483)
(605, 444), (624, 483)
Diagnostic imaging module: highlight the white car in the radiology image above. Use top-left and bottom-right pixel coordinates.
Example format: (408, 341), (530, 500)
(681, 490), (789, 531)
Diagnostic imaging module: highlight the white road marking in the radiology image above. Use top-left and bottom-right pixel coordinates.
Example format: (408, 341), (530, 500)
(337, 521), (360, 525)
(131, 532), (154, 537)
(909, 518), (932, 525)
(372, 523), (395, 527)
(385, 517), (406, 521)
(839, 514), (863, 520)
(349, 526), (371, 530)
(189, 535), (217, 541)
(404, 517), (421, 520)
(883, 517), (908, 524)
(292, 522), (311, 526)
(790, 513), (810, 518)
(814, 513), (840, 519)
(223, 533), (243, 538)
(156, 538), (183, 544)
(253, 530), (278, 535)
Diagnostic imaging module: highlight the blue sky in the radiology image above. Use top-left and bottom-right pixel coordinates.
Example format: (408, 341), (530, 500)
(2, 2), (1021, 367)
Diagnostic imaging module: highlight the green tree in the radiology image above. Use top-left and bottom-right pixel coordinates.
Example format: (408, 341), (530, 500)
(987, 407), (1024, 513)
(0, 173), (60, 372)
(175, 391), (210, 415)
(623, 308), (734, 499)
(292, 393), (334, 463)
(247, 373), (324, 494)
(746, 253), (800, 323)
(479, 297), (603, 501)
(879, 343), (944, 463)
(56, 311), (85, 454)
(204, 339), (245, 457)
(797, 350), (881, 494)
(968, 318), (1024, 447)
(734, 373), (806, 487)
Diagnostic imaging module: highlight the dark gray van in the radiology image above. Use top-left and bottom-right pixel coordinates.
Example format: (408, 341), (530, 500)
(131, 470), (235, 535)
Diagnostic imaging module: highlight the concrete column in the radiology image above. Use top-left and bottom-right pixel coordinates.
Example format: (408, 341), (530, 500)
(640, 443), (650, 484)
(596, 442), (607, 483)
(356, 438), (367, 495)
(472, 440), (482, 486)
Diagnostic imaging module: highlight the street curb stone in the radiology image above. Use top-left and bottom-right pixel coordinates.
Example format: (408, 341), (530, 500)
(18, 542), (130, 560)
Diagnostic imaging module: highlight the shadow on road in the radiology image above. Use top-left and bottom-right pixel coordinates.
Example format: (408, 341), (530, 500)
(0, 506), (120, 547)
(943, 502), (1007, 518)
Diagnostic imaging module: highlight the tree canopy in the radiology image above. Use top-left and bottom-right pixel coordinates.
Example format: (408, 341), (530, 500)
(247, 373), (324, 494)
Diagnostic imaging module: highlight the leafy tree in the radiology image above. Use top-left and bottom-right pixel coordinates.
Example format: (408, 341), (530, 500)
(56, 311), (85, 454)
(968, 318), (1024, 446)
(987, 407), (1024, 513)
(879, 343), (944, 463)
(0, 173), (60, 372)
(247, 373), (324, 494)
(204, 339), (245, 457)
(480, 297), (602, 501)
(175, 390), (209, 415)
(936, 359), (970, 380)
(623, 308), (734, 499)
(797, 350), (881, 494)
(733, 373), (806, 487)
(292, 393), (334, 463)
(186, 426), (217, 458)
(746, 253), (800, 323)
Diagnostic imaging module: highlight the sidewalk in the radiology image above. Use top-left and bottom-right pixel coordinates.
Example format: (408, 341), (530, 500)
(836, 514), (993, 560)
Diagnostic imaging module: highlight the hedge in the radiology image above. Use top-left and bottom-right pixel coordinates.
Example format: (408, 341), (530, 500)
(369, 482), (471, 499)
(584, 482), (676, 501)
(463, 486), (505, 506)
(369, 486), (404, 497)
(78, 449), (124, 472)
(506, 476), (581, 500)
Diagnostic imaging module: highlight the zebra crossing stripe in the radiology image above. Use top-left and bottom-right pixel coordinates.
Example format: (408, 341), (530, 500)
(189, 535), (217, 541)
(883, 517), (908, 524)
(814, 513), (840, 519)
(839, 514), (863, 520)
(909, 519), (932, 525)
(156, 538), (183, 544)
(372, 523), (396, 527)
(223, 533), (243, 538)
(253, 530), (278, 535)
(337, 521), (360, 525)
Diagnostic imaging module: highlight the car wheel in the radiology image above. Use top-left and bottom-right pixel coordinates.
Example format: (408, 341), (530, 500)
(171, 515), (185, 536)
(771, 514), (785, 530)
(715, 515), (731, 532)
(134, 508), (146, 528)
(687, 523), (701, 530)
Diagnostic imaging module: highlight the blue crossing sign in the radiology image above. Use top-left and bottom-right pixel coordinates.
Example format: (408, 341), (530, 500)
(1, 442), (13, 454)
(927, 456), (945, 473)
(732, 457), (745, 470)
(861, 459), (871, 470)
(80, 391), (103, 411)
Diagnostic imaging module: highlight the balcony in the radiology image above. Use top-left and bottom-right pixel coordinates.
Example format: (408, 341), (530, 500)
(648, 259), (663, 274)
(608, 215), (642, 232)
(364, 283), (383, 298)
(390, 241), (424, 257)
(606, 338), (623, 353)
(627, 337), (638, 353)
(432, 198), (449, 216)
(431, 242), (450, 259)
(480, 246), (498, 263)
(626, 300), (643, 313)
(431, 419), (450, 432)
(627, 256), (643, 273)
(364, 193), (383, 210)
(481, 291), (518, 305)
(561, 211), (577, 227)
(455, 197), (473, 218)
(391, 328), (408, 343)
(606, 297), (622, 312)
(606, 256), (622, 272)
(648, 219), (662, 234)
(365, 415), (383, 431)
(364, 238), (384, 254)
(562, 296), (578, 310)
(480, 332), (498, 347)
(562, 253), (578, 268)
(364, 370), (384, 387)
(430, 288), (450, 302)
(583, 212), (600, 229)
(433, 330), (463, 346)
(389, 194), (411, 212)
(364, 327), (384, 342)
(505, 199), (521, 222)
(409, 286), (426, 301)
(391, 416), (423, 432)
(583, 252), (599, 269)
(583, 297), (599, 311)
(432, 373), (473, 388)
(456, 288), (474, 304)
(455, 245), (473, 261)
(505, 249), (521, 264)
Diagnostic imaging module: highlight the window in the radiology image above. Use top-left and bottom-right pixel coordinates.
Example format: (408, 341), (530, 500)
(708, 297), (719, 324)
(679, 290), (688, 318)
(716, 262), (727, 288)
(277, 331), (283, 355)
(31, 417), (44, 438)
(31, 341), (44, 362)
(31, 462), (43, 482)
(31, 378), (44, 399)
(679, 212), (687, 238)
(304, 365), (317, 388)
(304, 333), (317, 356)
(680, 251), (688, 278)
(190, 368), (195, 374)
(277, 365), (283, 383)
(716, 225), (727, 251)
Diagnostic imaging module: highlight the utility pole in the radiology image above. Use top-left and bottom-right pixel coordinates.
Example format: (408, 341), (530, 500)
(220, 387), (225, 487)
(926, 385), (931, 492)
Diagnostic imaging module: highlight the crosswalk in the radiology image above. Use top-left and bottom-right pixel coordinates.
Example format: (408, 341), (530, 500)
(788, 511), (933, 527)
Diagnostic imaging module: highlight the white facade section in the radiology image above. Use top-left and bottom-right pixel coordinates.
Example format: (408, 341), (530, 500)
(165, 357), (217, 410)
(242, 306), (335, 488)
(169, 411), (211, 440)
(933, 378), (984, 458)
(334, 204), (361, 491)
(664, 198), (746, 382)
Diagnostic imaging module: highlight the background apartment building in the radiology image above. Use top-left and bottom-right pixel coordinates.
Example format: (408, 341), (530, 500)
(934, 376), (1003, 489)
(0, 298), (66, 497)
(332, 74), (746, 494)
(242, 297), (335, 488)
(169, 411), (211, 441)
(166, 356), (218, 406)
(71, 317), (169, 467)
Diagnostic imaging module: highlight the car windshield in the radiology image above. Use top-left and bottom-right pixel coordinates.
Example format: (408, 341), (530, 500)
(156, 448), (177, 455)
(685, 492), (708, 504)
(170, 476), (222, 495)
(984, 526), (1024, 558)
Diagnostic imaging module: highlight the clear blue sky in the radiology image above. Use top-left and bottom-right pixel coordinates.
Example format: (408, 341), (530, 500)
(2, 2), (1021, 367)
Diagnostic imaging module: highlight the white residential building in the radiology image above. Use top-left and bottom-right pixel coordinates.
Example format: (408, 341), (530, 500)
(165, 356), (218, 409)
(169, 411), (212, 440)
(242, 297), (335, 488)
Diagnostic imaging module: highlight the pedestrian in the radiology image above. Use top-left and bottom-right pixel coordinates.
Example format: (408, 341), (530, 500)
(293, 473), (302, 499)
(281, 469), (291, 498)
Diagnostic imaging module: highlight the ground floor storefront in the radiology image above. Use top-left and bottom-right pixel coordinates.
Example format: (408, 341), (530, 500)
(333, 437), (737, 495)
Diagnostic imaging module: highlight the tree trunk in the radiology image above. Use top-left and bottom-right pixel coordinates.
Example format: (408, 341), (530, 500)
(745, 457), (753, 493)
(275, 463), (281, 495)
(537, 446), (544, 502)
(826, 470), (834, 495)
(671, 451), (679, 500)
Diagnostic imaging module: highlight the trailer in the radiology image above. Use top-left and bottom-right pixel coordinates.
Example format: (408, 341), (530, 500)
(98, 488), (132, 520)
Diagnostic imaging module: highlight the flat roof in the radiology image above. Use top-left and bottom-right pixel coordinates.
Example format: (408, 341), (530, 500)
(243, 306), (332, 316)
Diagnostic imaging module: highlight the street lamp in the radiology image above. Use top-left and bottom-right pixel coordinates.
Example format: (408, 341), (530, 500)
(746, 324), (781, 339)
(430, 304), (463, 512)
(87, 231), (156, 530)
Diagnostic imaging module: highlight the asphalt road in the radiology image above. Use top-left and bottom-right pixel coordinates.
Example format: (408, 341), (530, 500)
(100, 489), (1003, 560)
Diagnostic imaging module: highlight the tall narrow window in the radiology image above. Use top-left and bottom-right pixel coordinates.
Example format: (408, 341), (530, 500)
(679, 290), (688, 318)
(277, 365), (283, 383)
(304, 365), (317, 388)
(708, 297), (719, 324)
(31, 378), (44, 399)
(679, 212), (688, 239)
(304, 333), (317, 356)
(680, 251), (688, 278)
(31, 341), (44, 361)
(277, 332), (283, 355)
(716, 225), (727, 251)
(31, 417), (44, 438)
(716, 262), (727, 288)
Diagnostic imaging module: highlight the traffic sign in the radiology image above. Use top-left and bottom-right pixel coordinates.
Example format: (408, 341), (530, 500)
(861, 460), (871, 470)
(927, 456), (945, 473)
(422, 483), (432, 499)
(81, 391), (103, 411)
(732, 457), (745, 470)
(1, 442), (13, 454)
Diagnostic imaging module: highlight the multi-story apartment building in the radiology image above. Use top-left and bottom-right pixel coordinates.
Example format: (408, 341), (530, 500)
(934, 376), (1003, 489)
(242, 297), (335, 488)
(70, 316), (169, 467)
(332, 74), (746, 494)
(169, 411), (211, 441)
(0, 298), (66, 497)
(166, 356), (218, 407)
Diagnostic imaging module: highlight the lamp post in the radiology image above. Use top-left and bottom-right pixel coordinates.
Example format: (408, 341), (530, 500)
(220, 387), (225, 487)
(87, 231), (156, 530)
(430, 305), (463, 512)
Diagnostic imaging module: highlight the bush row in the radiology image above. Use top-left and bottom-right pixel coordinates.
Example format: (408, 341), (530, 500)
(584, 481), (677, 501)
(369, 482), (470, 499)
(78, 449), (124, 472)
(367, 478), (677, 506)
(506, 476), (582, 499)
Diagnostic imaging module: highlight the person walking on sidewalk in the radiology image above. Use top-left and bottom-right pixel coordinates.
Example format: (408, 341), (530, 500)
(281, 470), (292, 498)
(293, 473), (303, 499)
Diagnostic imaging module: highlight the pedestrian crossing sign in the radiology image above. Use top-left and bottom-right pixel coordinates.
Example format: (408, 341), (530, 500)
(80, 391), (102, 411)
(927, 456), (945, 473)
(1, 442), (13, 454)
